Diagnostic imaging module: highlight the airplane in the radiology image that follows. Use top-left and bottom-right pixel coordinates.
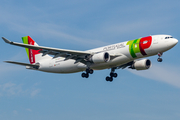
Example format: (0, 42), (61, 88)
(2, 35), (178, 82)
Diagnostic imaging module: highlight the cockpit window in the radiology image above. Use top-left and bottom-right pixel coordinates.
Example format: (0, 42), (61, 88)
(165, 36), (173, 39)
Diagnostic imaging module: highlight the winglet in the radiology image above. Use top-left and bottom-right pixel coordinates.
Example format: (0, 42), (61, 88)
(2, 37), (12, 43)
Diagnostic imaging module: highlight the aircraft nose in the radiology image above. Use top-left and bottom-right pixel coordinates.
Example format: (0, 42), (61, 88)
(172, 38), (178, 45)
(166, 38), (178, 50)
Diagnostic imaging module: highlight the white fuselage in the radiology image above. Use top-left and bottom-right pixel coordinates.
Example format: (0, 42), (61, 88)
(36, 35), (178, 73)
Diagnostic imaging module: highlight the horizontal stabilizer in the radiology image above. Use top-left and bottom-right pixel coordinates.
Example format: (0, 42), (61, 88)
(4, 61), (39, 68)
(2, 37), (11, 43)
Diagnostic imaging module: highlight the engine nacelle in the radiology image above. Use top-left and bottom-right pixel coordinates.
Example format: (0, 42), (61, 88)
(90, 52), (110, 64)
(132, 59), (151, 70)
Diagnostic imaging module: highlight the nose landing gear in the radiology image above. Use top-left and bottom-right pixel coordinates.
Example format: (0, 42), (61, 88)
(157, 58), (163, 62)
(157, 52), (163, 62)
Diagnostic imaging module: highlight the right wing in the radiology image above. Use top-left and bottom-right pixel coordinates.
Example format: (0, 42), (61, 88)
(2, 37), (91, 55)
(2, 37), (92, 63)
(2, 37), (123, 64)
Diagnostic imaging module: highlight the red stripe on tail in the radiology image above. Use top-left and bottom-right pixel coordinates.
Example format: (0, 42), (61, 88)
(27, 36), (41, 64)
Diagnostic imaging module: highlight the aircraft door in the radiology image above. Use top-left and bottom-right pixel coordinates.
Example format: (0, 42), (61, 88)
(49, 60), (54, 68)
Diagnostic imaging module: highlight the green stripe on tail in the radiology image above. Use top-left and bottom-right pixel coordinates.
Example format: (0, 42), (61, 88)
(22, 36), (29, 59)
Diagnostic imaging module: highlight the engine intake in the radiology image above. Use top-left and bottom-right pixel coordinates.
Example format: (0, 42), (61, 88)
(132, 59), (151, 70)
(90, 52), (110, 63)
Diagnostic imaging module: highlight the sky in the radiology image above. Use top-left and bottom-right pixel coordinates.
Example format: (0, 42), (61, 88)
(0, 0), (180, 120)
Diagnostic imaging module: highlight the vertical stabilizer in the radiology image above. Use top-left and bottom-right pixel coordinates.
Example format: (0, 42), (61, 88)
(22, 36), (51, 64)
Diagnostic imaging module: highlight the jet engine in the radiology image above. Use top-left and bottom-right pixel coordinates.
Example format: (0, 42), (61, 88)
(90, 52), (110, 64)
(131, 59), (151, 70)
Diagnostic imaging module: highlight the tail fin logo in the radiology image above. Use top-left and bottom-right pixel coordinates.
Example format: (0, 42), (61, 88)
(22, 36), (41, 64)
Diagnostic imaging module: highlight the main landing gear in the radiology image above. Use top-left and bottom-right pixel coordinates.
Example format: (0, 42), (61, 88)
(106, 68), (118, 82)
(81, 67), (118, 82)
(81, 68), (94, 78)
(157, 52), (163, 62)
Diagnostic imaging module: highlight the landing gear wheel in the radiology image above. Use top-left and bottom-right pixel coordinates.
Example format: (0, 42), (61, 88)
(106, 76), (110, 81)
(89, 69), (94, 74)
(106, 76), (113, 82)
(109, 77), (113, 82)
(82, 73), (89, 78)
(85, 73), (89, 78)
(86, 69), (93, 74)
(113, 73), (118, 78)
(110, 73), (118, 78)
(110, 73), (114, 77)
(82, 73), (86, 78)
(157, 58), (163, 62)
(86, 69), (90, 73)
